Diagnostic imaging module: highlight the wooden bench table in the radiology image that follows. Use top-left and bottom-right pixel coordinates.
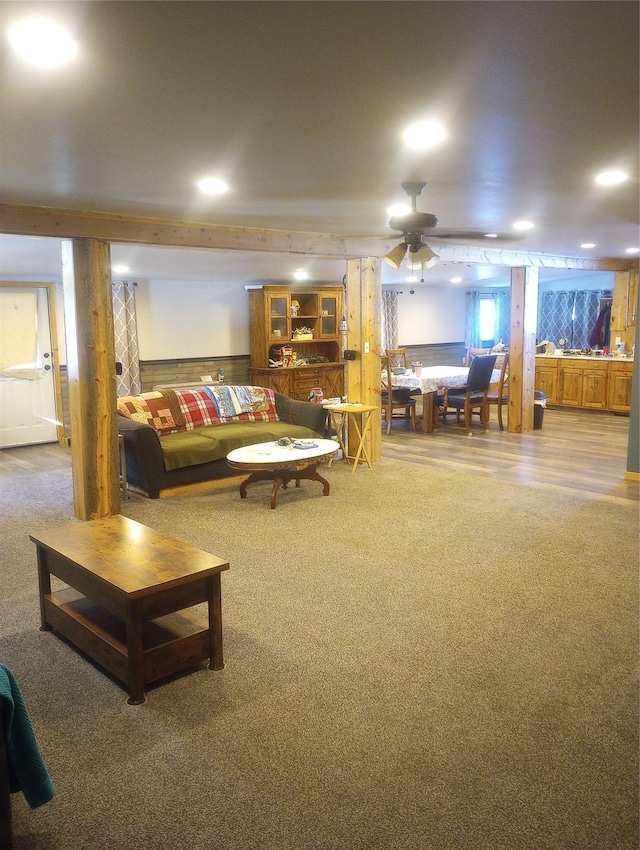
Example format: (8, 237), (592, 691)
(30, 515), (229, 705)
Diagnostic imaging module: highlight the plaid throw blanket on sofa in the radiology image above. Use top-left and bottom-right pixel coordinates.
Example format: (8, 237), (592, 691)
(202, 385), (278, 422)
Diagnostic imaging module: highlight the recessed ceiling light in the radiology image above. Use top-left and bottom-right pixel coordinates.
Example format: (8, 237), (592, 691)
(387, 204), (411, 217)
(451, 276), (462, 283)
(580, 242), (597, 249)
(112, 264), (130, 274)
(293, 270), (309, 281)
(8, 17), (78, 68)
(513, 220), (534, 231)
(196, 177), (229, 195)
(625, 247), (640, 254)
(595, 170), (628, 185)
(402, 120), (446, 150)
(484, 233), (498, 239)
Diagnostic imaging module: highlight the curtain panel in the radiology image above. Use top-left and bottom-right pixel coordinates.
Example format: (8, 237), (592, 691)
(538, 289), (608, 348)
(112, 280), (141, 397)
(382, 290), (399, 351)
(465, 291), (483, 349)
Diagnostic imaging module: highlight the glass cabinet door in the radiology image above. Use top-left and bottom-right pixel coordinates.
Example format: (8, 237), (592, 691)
(269, 295), (289, 340)
(320, 296), (337, 337)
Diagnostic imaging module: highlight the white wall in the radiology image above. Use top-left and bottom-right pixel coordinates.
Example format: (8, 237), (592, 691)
(392, 285), (467, 345)
(135, 279), (250, 360)
(2, 269), (616, 363)
(392, 271), (615, 347)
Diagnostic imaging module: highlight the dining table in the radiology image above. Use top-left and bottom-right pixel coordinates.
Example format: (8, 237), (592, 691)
(391, 365), (499, 433)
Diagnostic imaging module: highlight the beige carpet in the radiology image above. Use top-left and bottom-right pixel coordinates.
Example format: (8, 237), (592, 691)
(1, 455), (638, 849)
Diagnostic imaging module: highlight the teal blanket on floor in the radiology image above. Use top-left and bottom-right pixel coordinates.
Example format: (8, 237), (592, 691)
(0, 664), (55, 809)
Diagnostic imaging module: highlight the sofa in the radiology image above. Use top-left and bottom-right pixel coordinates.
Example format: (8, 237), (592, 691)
(117, 385), (328, 498)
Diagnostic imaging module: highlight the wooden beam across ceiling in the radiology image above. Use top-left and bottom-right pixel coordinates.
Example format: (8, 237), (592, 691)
(1, 204), (637, 271)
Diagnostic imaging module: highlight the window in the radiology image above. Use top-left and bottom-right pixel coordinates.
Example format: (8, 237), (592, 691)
(479, 298), (496, 345)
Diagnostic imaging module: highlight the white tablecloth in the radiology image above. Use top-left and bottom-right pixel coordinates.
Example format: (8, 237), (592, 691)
(391, 366), (471, 394)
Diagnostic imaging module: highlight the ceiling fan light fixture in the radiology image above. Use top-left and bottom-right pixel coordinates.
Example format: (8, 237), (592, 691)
(384, 242), (408, 269)
(406, 242), (439, 270)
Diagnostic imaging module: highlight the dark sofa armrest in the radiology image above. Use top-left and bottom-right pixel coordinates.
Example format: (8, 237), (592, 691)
(117, 414), (166, 497)
(274, 393), (328, 436)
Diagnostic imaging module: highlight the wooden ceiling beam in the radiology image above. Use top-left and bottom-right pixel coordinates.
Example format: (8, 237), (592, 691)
(1, 203), (637, 271)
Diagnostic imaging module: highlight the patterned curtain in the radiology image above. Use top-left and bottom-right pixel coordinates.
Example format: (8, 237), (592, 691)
(573, 290), (605, 349)
(538, 290), (606, 348)
(112, 280), (141, 396)
(494, 290), (511, 345)
(464, 291), (483, 348)
(538, 291), (575, 345)
(382, 290), (398, 350)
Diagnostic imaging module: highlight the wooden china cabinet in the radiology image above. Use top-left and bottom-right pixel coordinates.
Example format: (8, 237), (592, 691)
(249, 285), (345, 401)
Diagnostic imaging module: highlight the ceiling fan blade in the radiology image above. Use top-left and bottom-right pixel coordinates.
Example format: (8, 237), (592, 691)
(428, 230), (525, 242)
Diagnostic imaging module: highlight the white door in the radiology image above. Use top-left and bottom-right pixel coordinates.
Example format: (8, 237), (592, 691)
(0, 286), (58, 447)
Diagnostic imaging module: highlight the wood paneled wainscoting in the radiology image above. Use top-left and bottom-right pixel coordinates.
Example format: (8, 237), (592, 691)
(139, 356), (251, 392)
(402, 342), (466, 368)
(58, 357), (252, 440)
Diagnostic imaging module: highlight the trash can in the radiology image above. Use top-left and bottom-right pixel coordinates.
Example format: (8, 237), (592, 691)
(534, 390), (546, 429)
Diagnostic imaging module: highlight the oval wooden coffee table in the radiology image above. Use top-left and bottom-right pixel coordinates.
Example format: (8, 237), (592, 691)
(226, 439), (339, 508)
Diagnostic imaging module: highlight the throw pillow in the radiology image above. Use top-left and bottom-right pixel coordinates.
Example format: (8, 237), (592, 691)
(117, 391), (185, 435)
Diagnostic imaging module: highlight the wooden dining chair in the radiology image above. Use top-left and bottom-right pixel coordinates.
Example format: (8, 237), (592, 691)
(486, 352), (509, 430)
(439, 354), (498, 434)
(465, 347), (493, 366)
(381, 356), (417, 435)
(385, 347), (410, 368)
(385, 348), (421, 397)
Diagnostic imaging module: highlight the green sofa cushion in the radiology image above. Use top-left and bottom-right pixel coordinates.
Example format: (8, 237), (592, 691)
(158, 421), (319, 471)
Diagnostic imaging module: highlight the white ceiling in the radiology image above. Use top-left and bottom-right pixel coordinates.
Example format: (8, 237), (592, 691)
(1, 1), (638, 289)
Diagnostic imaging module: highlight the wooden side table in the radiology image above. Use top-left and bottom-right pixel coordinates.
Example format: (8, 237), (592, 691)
(31, 516), (229, 705)
(326, 403), (377, 472)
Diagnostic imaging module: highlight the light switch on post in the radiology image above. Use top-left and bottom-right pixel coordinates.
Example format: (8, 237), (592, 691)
(364, 342), (370, 353)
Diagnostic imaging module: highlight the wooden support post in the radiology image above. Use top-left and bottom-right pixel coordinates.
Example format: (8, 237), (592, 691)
(62, 238), (120, 520)
(508, 266), (538, 433)
(611, 269), (638, 354)
(345, 258), (382, 463)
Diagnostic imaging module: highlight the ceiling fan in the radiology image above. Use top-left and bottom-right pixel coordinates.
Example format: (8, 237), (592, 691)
(383, 181), (520, 274)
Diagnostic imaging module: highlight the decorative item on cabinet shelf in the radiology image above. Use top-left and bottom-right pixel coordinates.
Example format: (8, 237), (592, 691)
(293, 326), (313, 341)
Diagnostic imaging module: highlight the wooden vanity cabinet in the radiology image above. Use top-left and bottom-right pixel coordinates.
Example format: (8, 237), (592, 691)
(581, 360), (610, 409)
(249, 285), (345, 401)
(557, 358), (608, 409)
(556, 360), (583, 406)
(535, 356), (633, 413)
(534, 360), (558, 405)
(609, 361), (634, 413)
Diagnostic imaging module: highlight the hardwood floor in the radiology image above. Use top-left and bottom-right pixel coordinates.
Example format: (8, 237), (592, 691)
(0, 440), (72, 476)
(1, 408), (637, 506)
(382, 406), (639, 505)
